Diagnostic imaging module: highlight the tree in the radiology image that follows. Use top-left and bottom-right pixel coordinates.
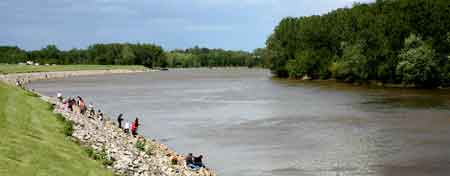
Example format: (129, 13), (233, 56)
(118, 45), (136, 65)
(334, 42), (369, 81)
(396, 34), (440, 87)
(265, 0), (450, 87)
(40, 45), (61, 63)
(0, 46), (27, 63)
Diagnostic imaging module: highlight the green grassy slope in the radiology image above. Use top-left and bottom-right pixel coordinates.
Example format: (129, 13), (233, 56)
(0, 82), (113, 176)
(0, 64), (146, 74)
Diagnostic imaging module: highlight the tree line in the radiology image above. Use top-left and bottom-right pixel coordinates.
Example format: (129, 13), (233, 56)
(265, 0), (450, 87)
(166, 47), (264, 68)
(0, 44), (165, 68)
(0, 44), (265, 68)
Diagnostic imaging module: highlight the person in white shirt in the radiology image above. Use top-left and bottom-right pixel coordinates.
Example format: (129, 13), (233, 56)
(57, 92), (63, 102)
(124, 121), (130, 134)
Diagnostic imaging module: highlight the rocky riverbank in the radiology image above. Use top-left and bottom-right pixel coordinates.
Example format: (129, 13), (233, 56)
(48, 97), (215, 176)
(0, 70), (216, 176)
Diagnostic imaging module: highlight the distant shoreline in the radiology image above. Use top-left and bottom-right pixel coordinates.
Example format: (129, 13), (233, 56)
(0, 68), (149, 85)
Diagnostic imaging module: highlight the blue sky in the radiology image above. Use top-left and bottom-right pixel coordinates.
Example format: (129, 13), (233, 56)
(1, 0), (372, 51)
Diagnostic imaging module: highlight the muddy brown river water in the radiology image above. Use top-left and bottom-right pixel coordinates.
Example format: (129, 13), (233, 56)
(30, 68), (450, 176)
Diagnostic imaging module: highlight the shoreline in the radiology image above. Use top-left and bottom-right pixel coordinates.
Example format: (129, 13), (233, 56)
(0, 69), (215, 176)
(272, 77), (450, 89)
(0, 68), (150, 85)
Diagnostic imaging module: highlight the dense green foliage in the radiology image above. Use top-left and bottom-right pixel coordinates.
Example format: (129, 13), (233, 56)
(1, 43), (165, 68)
(166, 47), (263, 68)
(0, 82), (113, 176)
(266, 0), (450, 87)
(0, 46), (28, 63)
(0, 44), (265, 69)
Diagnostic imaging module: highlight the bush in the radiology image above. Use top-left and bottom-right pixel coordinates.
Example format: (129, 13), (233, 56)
(84, 147), (113, 166)
(84, 147), (95, 158)
(441, 62), (450, 87)
(286, 59), (304, 78)
(135, 140), (145, 151)
(272, 67), (289, 78)
(63, 122), (74, 137)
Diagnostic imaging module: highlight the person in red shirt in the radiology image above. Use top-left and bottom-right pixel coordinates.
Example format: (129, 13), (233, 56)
(131, 117), (139, 136)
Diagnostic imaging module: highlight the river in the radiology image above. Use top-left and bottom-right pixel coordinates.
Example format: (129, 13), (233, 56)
(30, 68), (450, 176)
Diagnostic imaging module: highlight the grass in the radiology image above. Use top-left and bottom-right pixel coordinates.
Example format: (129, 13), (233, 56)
(55, 114), (74, 137)
(0, 82), (114, 176)
(0, 64), (147, 74)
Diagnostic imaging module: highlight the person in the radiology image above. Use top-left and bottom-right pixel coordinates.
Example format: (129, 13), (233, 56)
(68, 97), (75, 112)
(62, 98), (69, 110)
(117, 113), (124, 129)
(16, 79), (23, 88)
(134, 117), (139, 128)
(185, 153), (194, 166)
(131, 121), (137, 137)
(88, 103), (95, 118)
(193, 155), (204, 168)
(97, 110), (103, 121)
(79, 99), (86, 115)
(76, 96), (82, 105)
(56, 92), (63, 102)
(186, 153), (204, 170)
(124, 121), (130, 133)
(88, 102), (93, 111)
(131, 117), (139, 136)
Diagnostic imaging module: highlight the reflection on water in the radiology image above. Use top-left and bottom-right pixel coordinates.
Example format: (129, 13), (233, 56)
(363, 96), (449, 109)
(30, 68), (450, 176)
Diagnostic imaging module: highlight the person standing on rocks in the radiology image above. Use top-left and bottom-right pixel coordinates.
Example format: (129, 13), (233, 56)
(88, 102), (93, 111)
(79, 100), (86, 115)
(15, 79), (21, 87)
(68, 97), (75, 112)
(193, 155), (205, 168)
(131, 121), (137, 137)
(124, 121), (130, 134)
(117, 113), (124, 129)
(185, 153), (194, 167)
(88, 103), (95, 118)
(97, 110), (104, 121)
(56, 92), (63, 102)
(134, 117), (139, 127)
(131, 117), (139, 136)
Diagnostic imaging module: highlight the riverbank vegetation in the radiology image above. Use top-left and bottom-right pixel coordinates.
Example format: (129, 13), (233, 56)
(0, 82), (113, 176)
(0, 44), (165, 68)
(265, 0), (450, 88)
(0, 44), (264, 69)
(166, 47), (264, 68)
(0, 64), (146, 74)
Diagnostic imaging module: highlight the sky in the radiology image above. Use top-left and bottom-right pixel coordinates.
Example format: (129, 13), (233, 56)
(1, 0), (373, 51)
